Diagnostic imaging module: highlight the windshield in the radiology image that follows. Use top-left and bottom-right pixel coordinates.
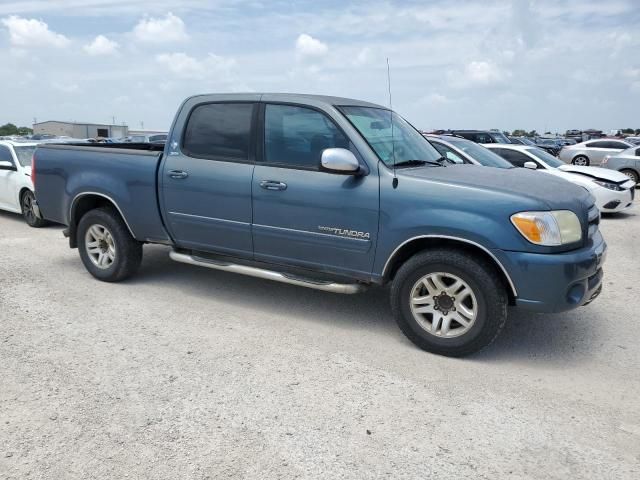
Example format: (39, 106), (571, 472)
(446, 139), (513, 168)
(490, 131), (511, 144)
(519, 137), (535, 146)
(339, 106), (441, 166)
(525, 147), (565, 168)
(14, 145), (37, 167)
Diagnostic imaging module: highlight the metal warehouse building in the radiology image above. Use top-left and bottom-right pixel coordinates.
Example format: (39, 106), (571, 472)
(32, 121), (129, 139)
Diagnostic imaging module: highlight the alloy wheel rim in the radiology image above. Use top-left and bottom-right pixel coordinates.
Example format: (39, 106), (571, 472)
(22, 193), (35, 222)
(574, 157), (587, 166)
(409, 272), (478, 338)
(85, 224), (116, 269)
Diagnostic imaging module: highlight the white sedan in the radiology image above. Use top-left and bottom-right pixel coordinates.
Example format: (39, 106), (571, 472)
(0, 140), (46, 227)
(484, 144), (635, 214)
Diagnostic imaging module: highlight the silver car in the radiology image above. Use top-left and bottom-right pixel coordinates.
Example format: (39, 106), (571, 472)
(558, 139), (634, 166)
(601, 145), (640, 184)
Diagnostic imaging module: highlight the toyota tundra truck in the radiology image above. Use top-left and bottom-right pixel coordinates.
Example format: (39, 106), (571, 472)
(33, 93), (606, 356)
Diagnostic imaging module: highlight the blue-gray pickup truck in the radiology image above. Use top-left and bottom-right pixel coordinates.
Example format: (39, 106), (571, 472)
(33, 93), (606, 356)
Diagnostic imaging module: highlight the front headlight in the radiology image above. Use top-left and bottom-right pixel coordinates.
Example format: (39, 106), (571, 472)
(511, 210), (582, 246)
(593, 179), (622, 191)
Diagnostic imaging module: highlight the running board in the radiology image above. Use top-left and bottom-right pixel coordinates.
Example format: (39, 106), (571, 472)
(169, 250), (367, 294)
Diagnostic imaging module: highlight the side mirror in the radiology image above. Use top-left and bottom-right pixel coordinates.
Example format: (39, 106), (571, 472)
(524, 161), (538, 170)
(320, 148), (361, 175)
(0, 160), (16, 171)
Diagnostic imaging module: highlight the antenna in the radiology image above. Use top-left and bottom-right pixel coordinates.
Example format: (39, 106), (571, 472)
(386, 58), (398, 189)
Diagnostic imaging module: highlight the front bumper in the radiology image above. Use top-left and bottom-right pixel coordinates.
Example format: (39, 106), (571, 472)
(596, 184), (634, 212)
(493, 231), (607, 313)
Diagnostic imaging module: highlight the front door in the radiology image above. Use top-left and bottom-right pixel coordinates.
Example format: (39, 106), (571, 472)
(161, 102), (257, 257)
(251, 103), (379, 279)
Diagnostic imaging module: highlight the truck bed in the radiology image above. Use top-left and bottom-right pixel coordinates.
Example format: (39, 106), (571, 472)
(34, 143), (171, 244)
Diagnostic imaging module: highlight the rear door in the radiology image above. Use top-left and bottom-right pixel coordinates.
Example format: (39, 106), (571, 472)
(0, 145), (17, 209)
(160, 101), (257, 257)
(251, 103), (379, 279)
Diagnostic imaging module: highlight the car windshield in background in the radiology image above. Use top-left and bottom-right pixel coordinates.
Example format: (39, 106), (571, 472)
(14, 146), (37, 166)
(526, 147), (565, 168)
(447, 139), (513, 168)
(520, 137), (536, 146)
(491, 132), (511, 144)
(339, 106), (442, 167)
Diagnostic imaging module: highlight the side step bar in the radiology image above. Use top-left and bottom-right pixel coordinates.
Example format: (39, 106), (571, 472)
(169, 250), (367, 294)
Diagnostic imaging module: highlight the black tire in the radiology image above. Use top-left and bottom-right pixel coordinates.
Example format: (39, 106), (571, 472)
(572, 155), (590, 166)
(77, 207), (142, 282)
(21, 190), (46, 228)
(390, 249), (507, 357)
(620, 169), (639, 185)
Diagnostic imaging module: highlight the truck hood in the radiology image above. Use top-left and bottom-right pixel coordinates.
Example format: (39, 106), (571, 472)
(557, 164), (630, 183)
(398, 164), (594, 210)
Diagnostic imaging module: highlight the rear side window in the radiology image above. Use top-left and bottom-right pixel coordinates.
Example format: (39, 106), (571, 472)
(586, 141), (608, 148)
(636, 148), (640, 157)
(183, 103), (254, 161)
(264, 104), (348, 169)
(0, 145), (13, 164)
(606, 141), (629, 149)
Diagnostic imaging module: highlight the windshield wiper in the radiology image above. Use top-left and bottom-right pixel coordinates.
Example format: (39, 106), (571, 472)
(394, 158), (446, 168)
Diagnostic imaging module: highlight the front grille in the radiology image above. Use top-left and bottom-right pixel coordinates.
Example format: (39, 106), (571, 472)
(587, 205), (599, 239)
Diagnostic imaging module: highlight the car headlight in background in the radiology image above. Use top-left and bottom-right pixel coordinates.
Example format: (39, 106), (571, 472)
(593, 179), (623, 191)
(511, 210), (582, 246)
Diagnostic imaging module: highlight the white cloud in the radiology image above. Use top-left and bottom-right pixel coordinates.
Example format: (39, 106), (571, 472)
(354, 47), (372, 66)
(464, 61), (506, 86)
(52, 82), (79, 93)
(83, 35), (118, 55)
(1, 15), (69, 48)
(133, 12), (188, 43)
(156, 52), (235, 79)
(421, 93), (450, 105)
(295, 33), (328, 57)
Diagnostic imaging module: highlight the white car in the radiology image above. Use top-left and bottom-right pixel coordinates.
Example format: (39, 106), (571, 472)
(484, 144), (635, 214)
(558, 139), (634, 166)
(0, 140), (46, 227)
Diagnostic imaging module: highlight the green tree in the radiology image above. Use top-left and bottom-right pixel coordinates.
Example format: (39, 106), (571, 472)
(528, 130), (538, 137)
(512, 129), (527, 137)
(17, 126), (33, 135)
(621, 128), (635, 134)
(0, 123), (18, 135)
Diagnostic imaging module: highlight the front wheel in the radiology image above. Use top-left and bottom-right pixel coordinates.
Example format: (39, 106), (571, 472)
(77, 207), (142, 282)
(390, 249), (508, 357)
(620, 169), (639, 185)
(21, 190), (46, 228)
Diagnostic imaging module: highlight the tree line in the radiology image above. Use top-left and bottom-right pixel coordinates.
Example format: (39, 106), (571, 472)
(0, 123), (34, 136)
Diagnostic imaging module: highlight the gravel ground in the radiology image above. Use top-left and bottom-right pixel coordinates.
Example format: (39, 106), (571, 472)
(1, 204), (639, 479)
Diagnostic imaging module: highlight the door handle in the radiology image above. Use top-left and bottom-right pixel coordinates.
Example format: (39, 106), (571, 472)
(259, 180), (287, 191)
(168, 170), (189, 179)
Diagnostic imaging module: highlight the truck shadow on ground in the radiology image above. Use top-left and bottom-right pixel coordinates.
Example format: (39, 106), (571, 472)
(116, 245), (598, 364)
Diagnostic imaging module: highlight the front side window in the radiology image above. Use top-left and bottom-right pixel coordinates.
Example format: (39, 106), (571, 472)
(264, 104), (348, 169)
(183, 103), (254, 161)
(525, 147), (564, 168)
(490, 148), (531, 168)
(339, 106), (441, 166)
(14, 146), (37, 167)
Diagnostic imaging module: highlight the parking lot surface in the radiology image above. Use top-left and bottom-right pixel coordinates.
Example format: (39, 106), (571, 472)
(1, 206), (639, 479)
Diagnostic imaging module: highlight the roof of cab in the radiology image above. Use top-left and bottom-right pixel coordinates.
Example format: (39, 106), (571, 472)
(185, 93), (387, 110)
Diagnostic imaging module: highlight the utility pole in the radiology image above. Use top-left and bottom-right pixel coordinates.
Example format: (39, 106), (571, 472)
(112, 116), (116, 125)
(140, 121), (144, 130)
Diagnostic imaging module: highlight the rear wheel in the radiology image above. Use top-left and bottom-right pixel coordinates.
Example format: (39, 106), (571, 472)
(572, 155), (589, 166)
(77, 207), (142, 282)
(21, 190), (46, 228)
(390, 249), (507, 357)
(620, 169), (639, 185)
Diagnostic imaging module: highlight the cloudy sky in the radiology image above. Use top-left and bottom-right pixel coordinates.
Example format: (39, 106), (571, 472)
(0, 0), (639, 133)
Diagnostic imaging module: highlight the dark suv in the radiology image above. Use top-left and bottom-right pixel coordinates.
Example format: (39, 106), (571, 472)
(451, 130), (511, 144)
